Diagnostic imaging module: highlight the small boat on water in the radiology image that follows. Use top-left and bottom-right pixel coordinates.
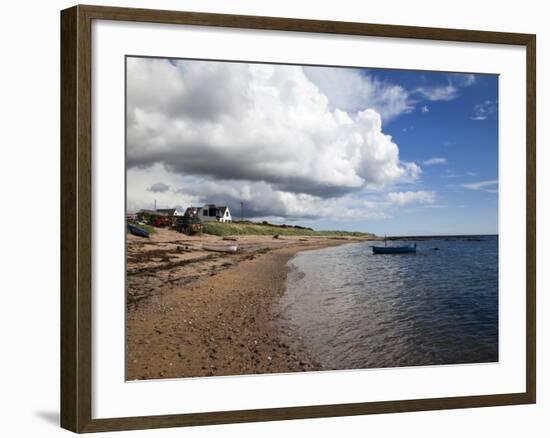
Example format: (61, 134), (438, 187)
(127, 223), (150, 238)
(372, 243), (416, 254)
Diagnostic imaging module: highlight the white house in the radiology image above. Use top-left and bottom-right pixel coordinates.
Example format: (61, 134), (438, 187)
(154, 208), (185, 216)
(200, 204), (232, 223)
(155, 208), (177, 217)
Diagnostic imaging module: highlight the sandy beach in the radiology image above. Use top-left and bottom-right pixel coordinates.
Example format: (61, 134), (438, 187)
(126, 228), (372, 380)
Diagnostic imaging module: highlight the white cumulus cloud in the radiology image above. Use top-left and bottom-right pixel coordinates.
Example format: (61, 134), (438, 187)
(423, 157), (447, 166)
(471, 100), (497, 121)
(462, 180), (498, 192)
(387, 191), (436, 206)
(413, 73), (476, 102)
(126, 58), (423, 220)
(414, 84), (458, 101)
(452, 73), (476, 87)
(304, 66), (413, 123)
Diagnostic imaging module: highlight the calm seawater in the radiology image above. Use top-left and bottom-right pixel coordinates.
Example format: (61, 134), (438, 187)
(279, 236), (499, 369)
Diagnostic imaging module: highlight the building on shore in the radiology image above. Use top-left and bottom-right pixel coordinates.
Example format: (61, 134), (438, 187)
(155, 208), (184, 217)
(199, 204), (232, 223)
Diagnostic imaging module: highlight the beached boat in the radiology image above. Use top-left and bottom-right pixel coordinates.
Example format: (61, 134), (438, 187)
(127, 223), (150, 238)
(202, 244), (238, 253)
(372, 243), (416, 254)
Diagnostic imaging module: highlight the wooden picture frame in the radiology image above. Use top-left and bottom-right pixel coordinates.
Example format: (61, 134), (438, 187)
(61, 4), (536, 433)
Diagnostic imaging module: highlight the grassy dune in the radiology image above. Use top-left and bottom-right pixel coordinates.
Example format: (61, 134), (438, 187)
(202, 221), (374, 238)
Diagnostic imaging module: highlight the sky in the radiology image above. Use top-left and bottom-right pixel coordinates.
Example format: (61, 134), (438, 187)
(126, 57), (498, 236)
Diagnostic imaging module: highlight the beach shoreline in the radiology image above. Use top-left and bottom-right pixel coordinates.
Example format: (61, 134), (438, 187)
(126, 228), (373, 380)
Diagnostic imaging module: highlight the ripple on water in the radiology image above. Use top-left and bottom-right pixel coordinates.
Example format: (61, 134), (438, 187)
(279, 236), (499, 370)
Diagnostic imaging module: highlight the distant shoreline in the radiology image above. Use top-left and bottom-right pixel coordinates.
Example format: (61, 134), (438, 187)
(386, 234), (498, 240)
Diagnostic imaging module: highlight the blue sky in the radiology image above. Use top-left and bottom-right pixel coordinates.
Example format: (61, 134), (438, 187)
(300, 68), (499, 235)
(127, 58), (498, 236)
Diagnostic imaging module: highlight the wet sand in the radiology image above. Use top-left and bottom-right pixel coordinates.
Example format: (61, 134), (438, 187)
(126, 228), (373, 380)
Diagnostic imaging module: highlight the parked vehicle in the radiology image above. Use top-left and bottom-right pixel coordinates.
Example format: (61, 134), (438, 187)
(175, 208), (203, 235)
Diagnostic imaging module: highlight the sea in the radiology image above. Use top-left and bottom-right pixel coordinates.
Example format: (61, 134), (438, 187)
(280, 235), (499, 370)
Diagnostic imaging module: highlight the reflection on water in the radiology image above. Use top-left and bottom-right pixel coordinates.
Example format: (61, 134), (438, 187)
(280, 236), (498, 369)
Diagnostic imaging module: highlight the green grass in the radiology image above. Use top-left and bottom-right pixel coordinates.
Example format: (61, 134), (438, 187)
(202, 221), (374, 237)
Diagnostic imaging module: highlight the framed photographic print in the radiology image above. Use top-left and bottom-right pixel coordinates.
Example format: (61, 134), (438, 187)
(60, 4), (536, 433)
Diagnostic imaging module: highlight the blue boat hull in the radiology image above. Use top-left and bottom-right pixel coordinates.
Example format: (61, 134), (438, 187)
(372, 244), (416, 254)
(128, 223), (150, 238)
